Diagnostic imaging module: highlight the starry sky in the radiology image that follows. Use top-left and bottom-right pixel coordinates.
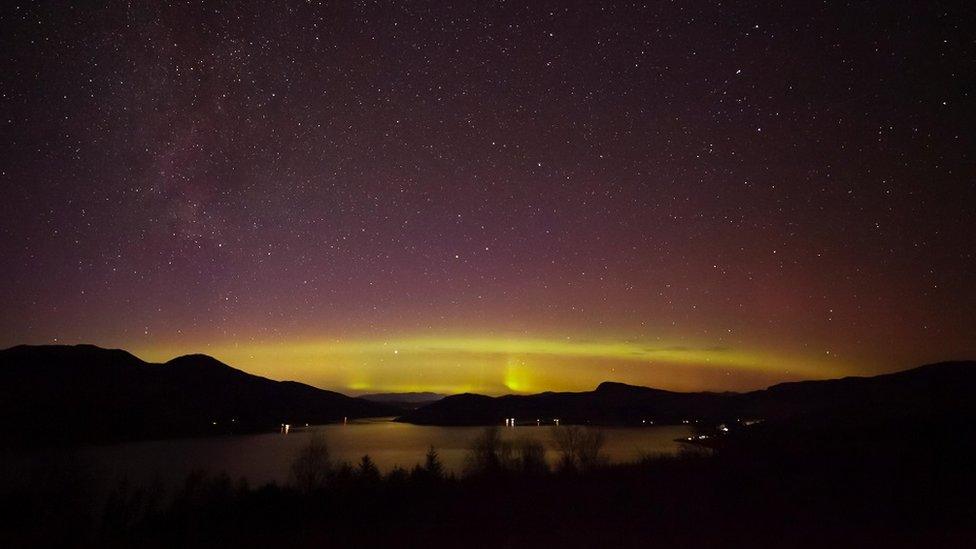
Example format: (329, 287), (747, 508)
(1, 1), (973, 395)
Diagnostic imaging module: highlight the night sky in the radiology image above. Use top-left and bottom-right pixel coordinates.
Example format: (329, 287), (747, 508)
(1, 1), (973, 394)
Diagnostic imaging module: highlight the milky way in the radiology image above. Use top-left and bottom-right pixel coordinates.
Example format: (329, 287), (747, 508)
(1, 1), (973, 393)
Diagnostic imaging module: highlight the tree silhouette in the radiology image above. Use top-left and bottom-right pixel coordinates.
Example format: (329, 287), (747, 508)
(513, 437), (549, 475)
(464, 427), (514, 475)
(358, 455), (380, 483)
(423, 446), (445, 479)
(289, 435), (331, 493)
(551, 426), (606, 472)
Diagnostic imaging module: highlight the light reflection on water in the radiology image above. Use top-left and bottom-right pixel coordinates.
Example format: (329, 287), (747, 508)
(1, 420), (694, 489)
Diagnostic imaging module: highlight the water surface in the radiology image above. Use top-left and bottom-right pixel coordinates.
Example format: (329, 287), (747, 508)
(2, 420), (694, 490)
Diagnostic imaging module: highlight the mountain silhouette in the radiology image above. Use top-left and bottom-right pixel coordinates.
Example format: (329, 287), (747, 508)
(397, 361), (976, 425)
(0, 344), (395, 446)
(358, 392), (446, 410)
(4, 344), (973, 443)
(359, 391), (445, 403)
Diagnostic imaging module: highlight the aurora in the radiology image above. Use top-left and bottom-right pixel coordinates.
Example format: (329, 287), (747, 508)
(132, 336), (846, 395)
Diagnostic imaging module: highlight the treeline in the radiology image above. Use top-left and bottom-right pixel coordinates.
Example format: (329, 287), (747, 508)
(2, 421), (975, 548)
(1, 426), (620, 547)
(289, 425), (613, 494)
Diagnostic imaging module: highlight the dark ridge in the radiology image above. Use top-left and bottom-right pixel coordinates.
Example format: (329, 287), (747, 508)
(358, 391), (446, 404)
(165, 353), (234, 367)
(0, 344), (396, 448)
(595, 380), (654, 391)
(2, 343), (147, 368)
(398, 361), (976, 426)
(357, 391), (447, 412)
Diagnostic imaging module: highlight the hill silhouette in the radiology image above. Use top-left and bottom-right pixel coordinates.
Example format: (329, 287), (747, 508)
(398, 361), (976, 425)
(4, 344), (973, 443)
(359, 391), (444, 402)
(358, 392), (445, 410)
(2, 349), (975, 546)
(0, 344), (395, 447)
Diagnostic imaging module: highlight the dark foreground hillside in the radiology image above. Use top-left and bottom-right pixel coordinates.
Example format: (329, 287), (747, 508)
(0, 345), (394, 446)
(3, 410), (974, 548)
